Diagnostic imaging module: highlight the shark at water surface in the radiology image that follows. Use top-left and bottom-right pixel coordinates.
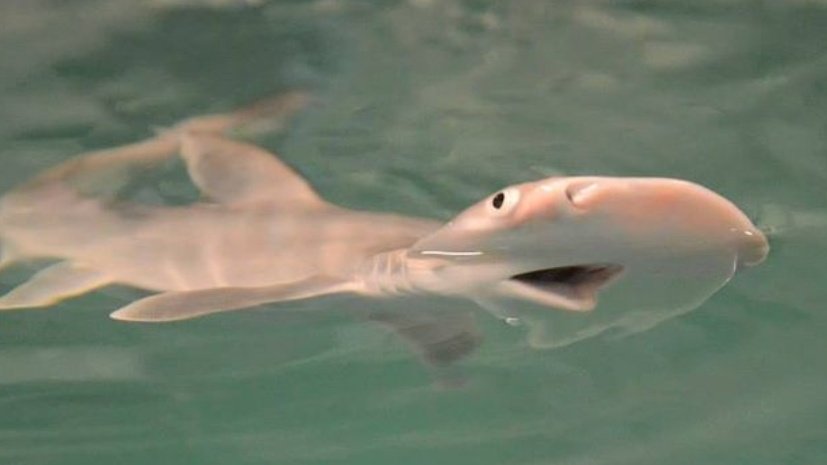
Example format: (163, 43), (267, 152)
(0, 95), (769, 362)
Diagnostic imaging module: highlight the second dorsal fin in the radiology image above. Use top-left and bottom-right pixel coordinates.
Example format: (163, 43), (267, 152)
(180, 134), (325, 208)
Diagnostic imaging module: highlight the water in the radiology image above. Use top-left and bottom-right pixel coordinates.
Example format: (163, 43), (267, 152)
(1, 1), (825, 464)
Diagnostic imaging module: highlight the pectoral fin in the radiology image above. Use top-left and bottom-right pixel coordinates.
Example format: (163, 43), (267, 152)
(180, 134), (325, 208)
(0, 262), (111, 309)
(110, 276), (359, 322)
(369, 309), (482, 366)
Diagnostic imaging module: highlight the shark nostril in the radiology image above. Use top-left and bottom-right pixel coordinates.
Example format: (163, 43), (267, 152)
(565, 181), (601, 209)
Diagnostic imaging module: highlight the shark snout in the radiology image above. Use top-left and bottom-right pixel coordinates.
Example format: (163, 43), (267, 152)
(736, 227), (769, 267)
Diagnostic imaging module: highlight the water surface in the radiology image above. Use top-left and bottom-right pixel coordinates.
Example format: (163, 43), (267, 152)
(1, 1), (825, 464)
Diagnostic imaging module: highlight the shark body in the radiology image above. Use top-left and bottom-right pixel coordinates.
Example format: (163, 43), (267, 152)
(0, 97), (769, 361)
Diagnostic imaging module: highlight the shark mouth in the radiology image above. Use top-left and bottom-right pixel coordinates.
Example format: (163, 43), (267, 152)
(501, 264), (624, 312)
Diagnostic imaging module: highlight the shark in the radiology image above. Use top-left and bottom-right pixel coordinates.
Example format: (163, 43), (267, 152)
(0, 94), (769, 363)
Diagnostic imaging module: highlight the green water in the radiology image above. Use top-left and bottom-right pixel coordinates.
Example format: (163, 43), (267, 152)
(1, 1), (826, 464)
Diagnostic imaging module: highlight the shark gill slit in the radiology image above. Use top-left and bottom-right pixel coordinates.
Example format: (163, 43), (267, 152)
(360, 249), (418, 296)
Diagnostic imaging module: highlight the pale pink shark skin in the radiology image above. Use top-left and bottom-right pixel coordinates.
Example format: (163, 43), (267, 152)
(0, 97), (769, 357)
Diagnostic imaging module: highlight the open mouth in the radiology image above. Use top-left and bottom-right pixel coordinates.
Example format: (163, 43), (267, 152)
(503, 264), (624, 311)
(510, 264), (623, 290)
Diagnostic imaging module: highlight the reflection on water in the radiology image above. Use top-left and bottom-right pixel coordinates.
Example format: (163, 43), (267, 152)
(0, 347), (145, 384)
(0, 1), (825, 465)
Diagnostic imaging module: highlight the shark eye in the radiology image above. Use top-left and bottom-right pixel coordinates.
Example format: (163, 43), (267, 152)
(488, 188), (520, 216)
(492, 192), (505, 208)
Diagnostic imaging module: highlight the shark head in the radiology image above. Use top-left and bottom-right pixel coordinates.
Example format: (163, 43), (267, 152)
(408, 177), (769, 313)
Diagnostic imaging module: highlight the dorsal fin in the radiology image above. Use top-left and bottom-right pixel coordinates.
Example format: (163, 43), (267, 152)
(179, 133), (325, 208)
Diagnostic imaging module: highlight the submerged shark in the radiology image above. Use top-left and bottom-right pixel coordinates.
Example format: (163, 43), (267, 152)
(0, 95), (769, 363)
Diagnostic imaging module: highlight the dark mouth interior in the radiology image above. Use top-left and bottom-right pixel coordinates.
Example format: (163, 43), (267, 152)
(510, 264), (623, 291)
